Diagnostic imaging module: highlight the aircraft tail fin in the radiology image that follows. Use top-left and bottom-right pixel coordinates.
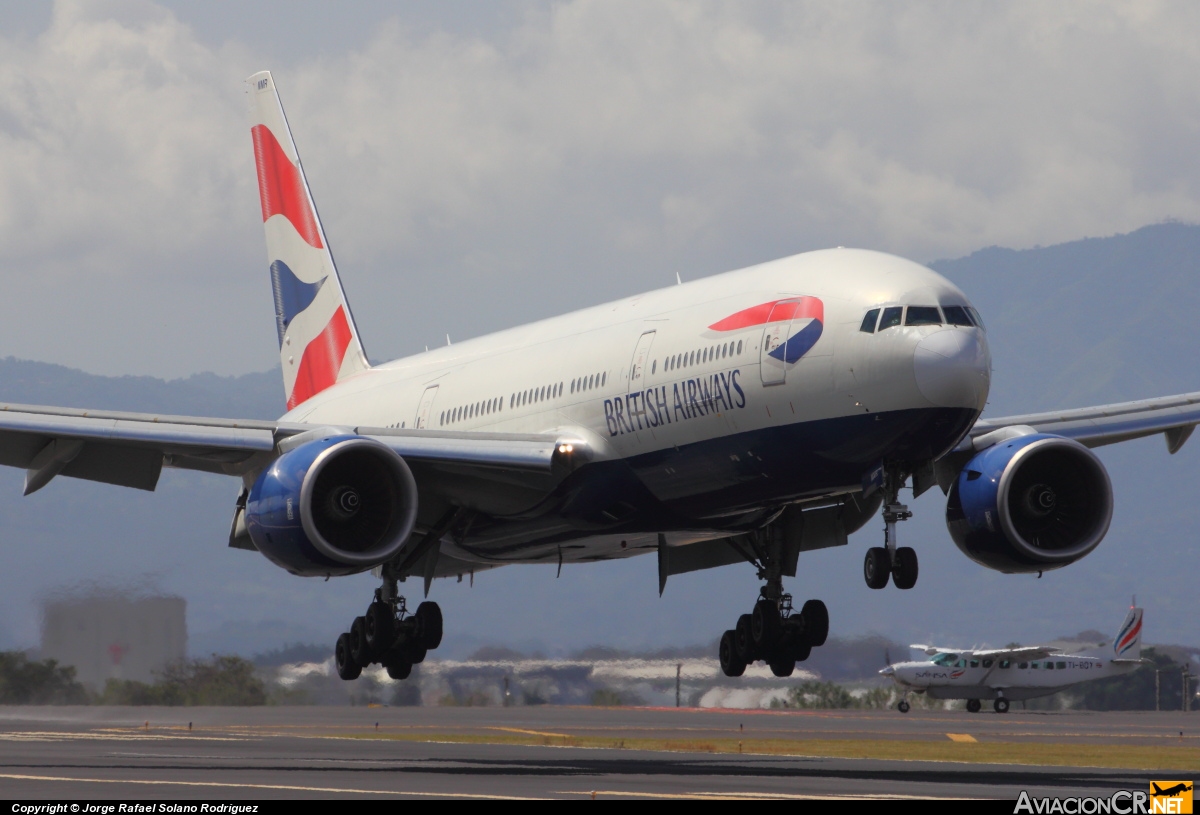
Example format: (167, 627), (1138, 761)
(1111, 605), (1143, 659)
(246, 71), (370, 411)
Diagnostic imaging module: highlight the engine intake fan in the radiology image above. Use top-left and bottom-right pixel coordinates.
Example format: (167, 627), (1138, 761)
(945, 433), (1113, 573)
(246, 435), (418, 576)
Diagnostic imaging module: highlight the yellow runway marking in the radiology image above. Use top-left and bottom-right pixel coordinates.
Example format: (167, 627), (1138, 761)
(0, 772), (536, 799)
(488, 726), (573, 739)
(946, 734), (978, 743)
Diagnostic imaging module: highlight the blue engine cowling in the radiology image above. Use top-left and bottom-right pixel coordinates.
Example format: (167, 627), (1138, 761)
(245, 435), (419, 577)
(945, 433), (1113, 573)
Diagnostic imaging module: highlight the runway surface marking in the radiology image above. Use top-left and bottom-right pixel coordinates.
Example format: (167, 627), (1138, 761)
(0, 731), (244, 743)
(559, 789), (969, 801)
(947, 734), (978, 742)
(489, 727), (573, 738)
(0, 772), (537, 799)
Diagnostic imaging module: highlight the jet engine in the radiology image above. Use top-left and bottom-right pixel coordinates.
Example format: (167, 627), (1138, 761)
(245, 435), (418, 576)
(945, 433), (1112, 573)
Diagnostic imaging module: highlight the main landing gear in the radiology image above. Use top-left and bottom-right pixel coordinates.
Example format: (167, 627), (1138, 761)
(864, 465), (919, 590)
(719, 593), (829, 678)
(718, 523), (829, 678)
(334, 579), (443, 681)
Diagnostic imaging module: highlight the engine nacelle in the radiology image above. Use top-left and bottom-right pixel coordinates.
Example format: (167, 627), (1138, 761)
(945, 433), (1113, 573)
(246, 435), (418, 577)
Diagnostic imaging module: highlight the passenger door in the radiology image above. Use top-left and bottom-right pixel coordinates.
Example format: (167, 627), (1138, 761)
(760, 299), (799, 386)
(414, 385), (439, 429)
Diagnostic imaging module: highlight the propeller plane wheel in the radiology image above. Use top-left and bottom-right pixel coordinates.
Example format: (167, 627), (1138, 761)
(994, 698), (1010, 714)
(751, 599), (781, 647)
(864, 547), (891, 589)
(348, 616), (372, 666)
(892, 547), (919, 590)
(769, 658), (796, 678)
(966, 698), (982, 713)
(364, 601), (395, 653)
(719, 630), (746, 677)
(335, 633), (362, 680)
(897, 700), (911, 713)
(415, 601), (444, 650)
(799, 599), (829, 647)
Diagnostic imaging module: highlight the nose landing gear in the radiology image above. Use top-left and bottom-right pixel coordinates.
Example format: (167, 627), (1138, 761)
(334, 577), (443, 681)
(864, 466), (919, 590)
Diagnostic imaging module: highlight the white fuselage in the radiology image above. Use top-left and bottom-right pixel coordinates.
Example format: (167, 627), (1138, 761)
(884, 651), (1137, 702)
(282, 248), (990, 567)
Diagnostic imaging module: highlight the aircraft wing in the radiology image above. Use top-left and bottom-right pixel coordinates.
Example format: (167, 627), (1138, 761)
(970, 646), (1056, 661)
(0, 402), (591, 505)
(963, 390), (1200, 452)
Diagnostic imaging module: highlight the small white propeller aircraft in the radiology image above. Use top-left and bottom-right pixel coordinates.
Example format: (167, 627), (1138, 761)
(881, 606), (1145, 713)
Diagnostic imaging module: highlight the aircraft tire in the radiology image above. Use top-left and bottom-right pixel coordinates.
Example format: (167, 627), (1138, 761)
(365, 601), (395, 653)
(383, 654), (412, 680)
(734, 614), (756, 662)
(751, 599), (781, 648)
(893, 547), (918, 590)
(966, 698), (982, 713)
(401, 641), (428, 665)
(416, 602), (443, 650)
(800, 599), (829, 646)
(769, 658), (795, 678)
(719, 630), (746, 677)
(335, 633), (362, 680)
(864, 547), (890, 589)
(793, 642), (812, 662)
(349, 616), (372, 666)
(897, 700), (910, 713)
(994, 698), (1010, 713)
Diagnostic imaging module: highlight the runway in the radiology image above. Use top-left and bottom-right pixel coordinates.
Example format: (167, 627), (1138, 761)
(0, 706), (1194, 800)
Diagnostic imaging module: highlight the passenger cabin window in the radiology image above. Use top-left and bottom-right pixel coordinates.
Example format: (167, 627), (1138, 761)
(860, 308), (880, 333)
(905, 306), (942, 326)
(1055, 661), (1066, 670)
(1044, 662), (1054, 670)
(879, 306), (903, 330)
(982, 659), (994, 668)
(969, 659), (980, 668)
(999, 660), (1011, 669)
(942, 305), (974, 327)
(1018, 662), (1029, 669)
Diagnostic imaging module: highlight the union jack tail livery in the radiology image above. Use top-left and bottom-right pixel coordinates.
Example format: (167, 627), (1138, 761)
(1112, 606), (1143, 659)
(247, 71), (369, 411)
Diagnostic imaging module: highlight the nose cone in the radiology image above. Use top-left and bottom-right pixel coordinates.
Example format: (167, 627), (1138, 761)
(879, 665), (895, 677)
(913, 329), (990, 410)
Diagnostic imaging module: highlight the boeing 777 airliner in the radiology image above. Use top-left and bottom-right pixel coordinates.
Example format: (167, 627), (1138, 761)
(2, 72), (1198, 681)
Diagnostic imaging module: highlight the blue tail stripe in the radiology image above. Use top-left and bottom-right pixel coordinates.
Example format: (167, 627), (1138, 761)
(270, 260), (327, 346)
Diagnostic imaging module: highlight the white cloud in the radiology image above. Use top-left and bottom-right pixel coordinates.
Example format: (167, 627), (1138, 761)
(1, 0), (1199, 377)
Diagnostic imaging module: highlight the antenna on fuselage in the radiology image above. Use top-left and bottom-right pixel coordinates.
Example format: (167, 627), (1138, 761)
(446, 334), (452, 346)
(676, 272), (682, 285)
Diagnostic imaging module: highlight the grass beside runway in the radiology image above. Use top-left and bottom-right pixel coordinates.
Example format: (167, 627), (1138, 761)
(332, 729), (1200, 771)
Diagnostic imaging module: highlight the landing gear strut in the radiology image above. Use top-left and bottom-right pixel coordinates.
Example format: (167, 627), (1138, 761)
(718, 527), (829, 678)
(335, 575), (443, 681)
(864, 464), (919, 590)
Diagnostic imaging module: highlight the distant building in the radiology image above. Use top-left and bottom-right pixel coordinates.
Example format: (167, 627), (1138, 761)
(41, 595), (187, 688)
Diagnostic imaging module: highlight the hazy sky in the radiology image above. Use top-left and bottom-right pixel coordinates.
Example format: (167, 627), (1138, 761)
(2, 0), (1199, 379)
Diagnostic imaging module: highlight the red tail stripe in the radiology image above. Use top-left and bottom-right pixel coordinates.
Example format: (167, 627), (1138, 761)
(287, 306), (353, 410)
(708, 297), (824, 332)
(252, 124), (324, 249)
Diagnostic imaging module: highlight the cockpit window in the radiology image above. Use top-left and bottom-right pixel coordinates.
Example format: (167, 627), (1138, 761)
(860, 308), (880, 333)
(879, 306), (903, 330)
(905, 306), (942, 326)
(967, 306), (985, 329)
(931, 653), (958, 666)
(942, 305), (974, 326)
